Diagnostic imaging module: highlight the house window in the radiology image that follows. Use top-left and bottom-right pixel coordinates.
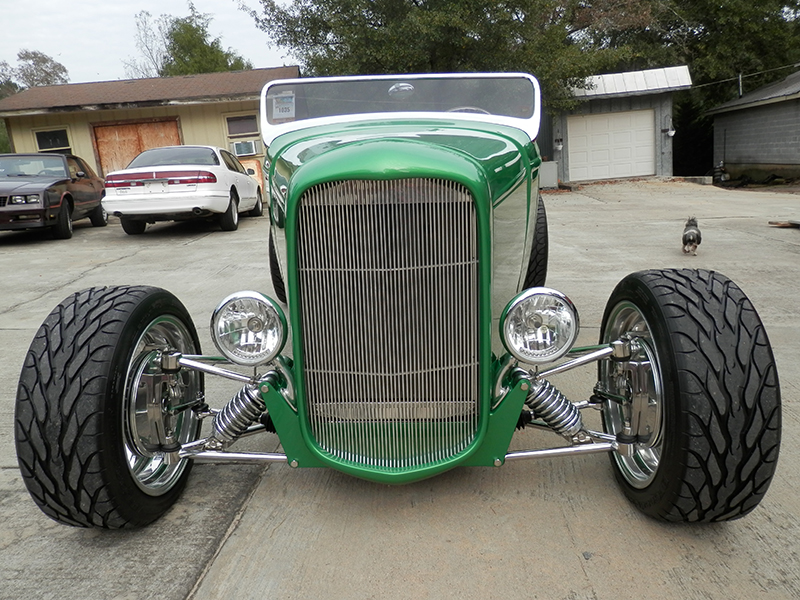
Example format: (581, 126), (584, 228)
(226, 114), (261, 157)
(35, 128), (71, 154)
(226, 115), (259, 138)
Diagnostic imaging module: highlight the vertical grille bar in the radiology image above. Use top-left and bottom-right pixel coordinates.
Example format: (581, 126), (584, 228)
(296, 179), (479, 470)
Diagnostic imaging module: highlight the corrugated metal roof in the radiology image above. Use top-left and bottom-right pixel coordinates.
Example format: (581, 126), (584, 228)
(707, 69), (800, 115)
(0, 66), (300, 116)
(573, 65), (692, 99)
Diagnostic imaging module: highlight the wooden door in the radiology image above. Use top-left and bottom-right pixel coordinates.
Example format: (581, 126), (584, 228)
(94, 119), (181, 176)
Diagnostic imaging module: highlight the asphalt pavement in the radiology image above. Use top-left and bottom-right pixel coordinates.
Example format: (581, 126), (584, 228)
(1, 180), (798, 599)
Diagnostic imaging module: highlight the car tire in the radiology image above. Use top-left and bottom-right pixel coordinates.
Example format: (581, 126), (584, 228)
(51, 203), (73, 240)
(599, 269), (781, 522)
(15, 286), (204, 528)
(248, 189), (264, 217)
(220, 192), (239, 231)
(269, 231), (287, 303)
(521, 194), (548, 288)
(120, 217), (146, 235)
(89, 203), (108, 227)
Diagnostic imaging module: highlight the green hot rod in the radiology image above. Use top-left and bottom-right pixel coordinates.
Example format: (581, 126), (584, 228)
(15, 73), (781, 528)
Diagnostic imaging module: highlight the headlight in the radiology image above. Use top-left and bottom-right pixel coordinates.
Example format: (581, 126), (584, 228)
(211, 291), (287, 366)
(10, 194), (40, 204)
(500, 288), (579, 364)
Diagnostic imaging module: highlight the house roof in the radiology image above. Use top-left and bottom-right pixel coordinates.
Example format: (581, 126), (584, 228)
(573, 65), (692, 100)
(707, 69), (800, 115)
(0, 66), (300, 117)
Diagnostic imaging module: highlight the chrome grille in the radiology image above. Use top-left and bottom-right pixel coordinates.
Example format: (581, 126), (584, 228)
(296, 179), (479, 469)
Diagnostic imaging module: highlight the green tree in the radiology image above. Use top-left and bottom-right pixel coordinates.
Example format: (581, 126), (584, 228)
(125, 2), (253, 78)
(0, 52), (67, 152)
(13, 50), (69, 87)
(247, 0), (654, 111)
(610, 0), (800, 174)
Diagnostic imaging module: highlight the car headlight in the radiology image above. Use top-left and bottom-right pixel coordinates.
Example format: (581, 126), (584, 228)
(500, 288), (579, 364)
(210, 291), (287, 366)
(10, 194), (40, 204)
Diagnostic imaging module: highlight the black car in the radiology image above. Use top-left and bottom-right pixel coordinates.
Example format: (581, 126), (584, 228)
(0, 153), (106, 239)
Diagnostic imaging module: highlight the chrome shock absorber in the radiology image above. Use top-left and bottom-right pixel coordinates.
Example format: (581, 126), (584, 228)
(211, 384), (265, 448)
(526, 379), (583, 439)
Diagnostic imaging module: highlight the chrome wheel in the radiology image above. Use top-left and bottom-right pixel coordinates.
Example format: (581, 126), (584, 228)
(600, 301), (664, 489)
(123, 315), (201, 495)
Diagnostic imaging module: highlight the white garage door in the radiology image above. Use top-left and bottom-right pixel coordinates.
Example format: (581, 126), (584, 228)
(567, 110), (655, 181)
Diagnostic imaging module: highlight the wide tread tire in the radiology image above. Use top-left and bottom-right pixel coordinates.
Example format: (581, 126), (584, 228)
(522, 194), (548, 288)
(269, 231), (287, 303)
(15, 286), (201, 528)
(602, 269), (781, 522)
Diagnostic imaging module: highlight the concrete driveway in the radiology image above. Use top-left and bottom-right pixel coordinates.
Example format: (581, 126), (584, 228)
(1, 180), (798, 600)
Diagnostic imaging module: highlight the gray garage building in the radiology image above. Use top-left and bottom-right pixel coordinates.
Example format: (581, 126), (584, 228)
(541, 65), (692, 185)
(708, 69), (800, 181)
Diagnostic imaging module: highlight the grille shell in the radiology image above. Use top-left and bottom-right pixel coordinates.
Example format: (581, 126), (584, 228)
(295, 179), (480, 470)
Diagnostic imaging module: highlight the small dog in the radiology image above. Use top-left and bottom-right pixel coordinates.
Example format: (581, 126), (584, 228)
(682, 217), (702, 255)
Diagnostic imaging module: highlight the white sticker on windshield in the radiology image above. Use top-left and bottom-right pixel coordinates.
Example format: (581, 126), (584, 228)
(273, 92), (296, 120)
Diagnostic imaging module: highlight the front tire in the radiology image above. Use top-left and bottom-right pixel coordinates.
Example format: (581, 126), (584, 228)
(599, 269), (781, 522)
(52, 203), (73, 239)
(15, 286), (204, 528)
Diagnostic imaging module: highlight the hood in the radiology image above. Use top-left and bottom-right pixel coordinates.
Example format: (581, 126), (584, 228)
(268, 119), (540, 206)
(0, 175), (67, 194)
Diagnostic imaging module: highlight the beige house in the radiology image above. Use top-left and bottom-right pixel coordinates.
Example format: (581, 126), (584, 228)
(0, 66), (300, 188)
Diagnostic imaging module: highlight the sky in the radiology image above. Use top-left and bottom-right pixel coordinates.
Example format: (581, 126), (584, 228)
(0, 0), (295, 84)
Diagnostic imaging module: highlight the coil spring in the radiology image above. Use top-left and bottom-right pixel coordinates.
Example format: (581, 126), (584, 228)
(212, 384), (266, 446)
(526, 379), (583, 438)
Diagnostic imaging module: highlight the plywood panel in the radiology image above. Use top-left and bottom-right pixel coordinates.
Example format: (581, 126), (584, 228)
(93, 120), (180, 175)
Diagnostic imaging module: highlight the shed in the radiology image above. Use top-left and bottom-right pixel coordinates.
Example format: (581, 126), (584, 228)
(545, 65), (692, 184)
(707, 70), (800, 181)
(0, 66), (300, 184)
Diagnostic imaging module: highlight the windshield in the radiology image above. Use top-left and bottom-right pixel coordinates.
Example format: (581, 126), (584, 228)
(0, 155), (68, 178)
(127, 147), (220, 168)
(260, 73), (541, 144)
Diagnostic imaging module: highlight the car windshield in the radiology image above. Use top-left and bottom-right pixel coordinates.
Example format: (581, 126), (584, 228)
(0, 155), (68, 177)
(261, 73), (541, 144)
(127, 147), (220, 168)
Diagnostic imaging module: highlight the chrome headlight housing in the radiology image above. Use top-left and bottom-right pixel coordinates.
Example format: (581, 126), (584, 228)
(500, 288), (580, 364)
(211, 291), (286, 366)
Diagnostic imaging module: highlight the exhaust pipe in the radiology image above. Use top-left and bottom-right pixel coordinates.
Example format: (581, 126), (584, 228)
(192, 207), (203, 215)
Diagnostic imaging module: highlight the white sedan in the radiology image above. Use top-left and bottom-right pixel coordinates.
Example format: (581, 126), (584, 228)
(103, 145), (263, 234)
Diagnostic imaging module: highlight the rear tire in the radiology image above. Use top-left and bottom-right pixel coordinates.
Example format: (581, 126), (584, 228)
(521, 194), (548, 288)
(90, 203), (108, 227)
(269, 231), (287, 303)
(15, 286), (204, 528)
(121, 217), (146, 235)
(248, 189), (264, 217)
(599, 269), (781, 522)
(220, 192), (239, 231)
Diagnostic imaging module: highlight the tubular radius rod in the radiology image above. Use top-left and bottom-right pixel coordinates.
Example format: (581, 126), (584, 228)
(535, 346), (614, 380)
(179, 450), (288, 464)
(177, 356), (256, 384)
(504, 442), (616, 462)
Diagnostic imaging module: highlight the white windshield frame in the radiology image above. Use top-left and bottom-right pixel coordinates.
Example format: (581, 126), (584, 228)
(259, 73), (541, 146)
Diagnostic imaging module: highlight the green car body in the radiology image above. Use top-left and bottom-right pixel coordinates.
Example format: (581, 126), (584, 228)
(263, 115), (543, 482)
